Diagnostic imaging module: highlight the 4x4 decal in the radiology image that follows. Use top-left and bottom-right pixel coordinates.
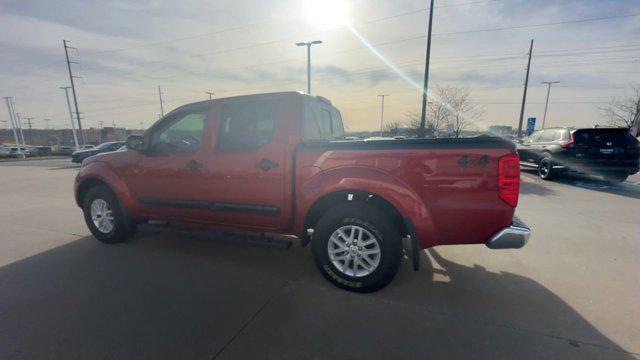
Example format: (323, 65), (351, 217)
(458, 154), (489, 167)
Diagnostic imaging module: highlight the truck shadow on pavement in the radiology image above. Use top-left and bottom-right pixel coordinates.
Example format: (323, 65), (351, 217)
(0, 229), (635, 359)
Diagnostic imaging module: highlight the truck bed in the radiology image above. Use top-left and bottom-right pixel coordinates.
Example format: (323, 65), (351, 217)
(295, 135), (518, 248)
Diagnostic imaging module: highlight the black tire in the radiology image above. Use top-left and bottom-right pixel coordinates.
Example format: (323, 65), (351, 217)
(82, 185), (136, 244)
(537, 156), (557, 180)
(604, 173), (628, 183)
(311, 203), (402, 293)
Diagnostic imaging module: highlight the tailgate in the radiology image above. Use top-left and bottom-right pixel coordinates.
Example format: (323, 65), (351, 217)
(568, 128), (639, 162)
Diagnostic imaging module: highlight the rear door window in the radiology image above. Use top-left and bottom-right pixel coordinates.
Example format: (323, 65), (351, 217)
(539, 130), (557, 142)
(218, 99), (277, 152)
(527, 130), (542, 143)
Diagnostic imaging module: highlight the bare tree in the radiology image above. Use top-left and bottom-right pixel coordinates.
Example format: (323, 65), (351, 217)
(405, 111), (432, 137)
(600, 86), (640, 136)
(404, 85), (483, 138)
(384, 121), (402, 136)
(428, 85), (455, 136)
(446, 87), (484, 138)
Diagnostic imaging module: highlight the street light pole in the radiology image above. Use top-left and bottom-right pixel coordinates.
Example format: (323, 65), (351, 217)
(541, 81), (560, 129)
(296, 40), (322, 94)
(205, 90), (215, 100)
(60, 86), (80, 151)
(517, 39), (534, 138)
(378, 94), (389, 136)
(418, 0), (435, 138)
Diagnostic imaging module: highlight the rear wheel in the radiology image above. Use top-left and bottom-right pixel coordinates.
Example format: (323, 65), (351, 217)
(83, 185), (136, 243)
(537, 157), (557, 180)
(311, 203), (402, 293)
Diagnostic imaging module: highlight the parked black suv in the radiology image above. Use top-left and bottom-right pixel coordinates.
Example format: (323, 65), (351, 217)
(517, 127), (639, 182)
(71, 141), (125, 164)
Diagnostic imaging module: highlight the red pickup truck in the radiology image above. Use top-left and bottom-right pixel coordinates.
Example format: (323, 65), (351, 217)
(75, 91), (530, 292)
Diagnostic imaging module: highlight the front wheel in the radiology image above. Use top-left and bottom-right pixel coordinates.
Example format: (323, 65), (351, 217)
(83, 185), (136, 244)
(311, 203), (402, 293)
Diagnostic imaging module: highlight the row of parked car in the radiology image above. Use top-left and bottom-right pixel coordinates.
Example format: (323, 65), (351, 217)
(0, 143), (124, 159)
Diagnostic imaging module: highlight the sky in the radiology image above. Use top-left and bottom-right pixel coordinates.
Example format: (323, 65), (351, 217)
(0, 0), (639, 132)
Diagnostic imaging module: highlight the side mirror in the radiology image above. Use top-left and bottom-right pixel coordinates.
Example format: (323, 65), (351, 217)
(126, 135), (144, 151)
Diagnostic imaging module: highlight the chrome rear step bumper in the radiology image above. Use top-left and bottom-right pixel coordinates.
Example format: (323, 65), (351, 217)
(486, 217), (531, 249)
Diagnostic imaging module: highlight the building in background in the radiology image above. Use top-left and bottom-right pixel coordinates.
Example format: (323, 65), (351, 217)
(488, 125), (514, 136)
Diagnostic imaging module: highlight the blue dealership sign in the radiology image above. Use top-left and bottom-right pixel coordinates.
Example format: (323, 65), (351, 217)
(526, 117), (536, 135)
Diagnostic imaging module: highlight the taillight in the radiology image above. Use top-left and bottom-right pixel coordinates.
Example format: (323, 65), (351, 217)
(561, 132), (574, 149)
(498, 154), (520, 207)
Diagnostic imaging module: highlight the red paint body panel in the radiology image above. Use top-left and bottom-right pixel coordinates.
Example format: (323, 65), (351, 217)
(75, 92), (519, 249)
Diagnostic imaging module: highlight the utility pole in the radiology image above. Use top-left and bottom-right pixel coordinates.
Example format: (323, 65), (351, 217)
(15, 112), (26, 146)
(205, 90), (215, 100)
(517, 39), (534, 138)
(3, 97), (23, 155)
(60, 86), (80, 151)
(44, 118), (51, 130)
(63, 40), (85, 145)
(295, 40), (323, 94)
(378, 94), (389, 136)
(24, 117), (34, 145)
(158, 85), (164, 117)
(541, 81), (560, 129)
(418, 0), (435, 138)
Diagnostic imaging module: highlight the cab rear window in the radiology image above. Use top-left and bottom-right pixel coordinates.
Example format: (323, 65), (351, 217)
(303, 99), (344, 140)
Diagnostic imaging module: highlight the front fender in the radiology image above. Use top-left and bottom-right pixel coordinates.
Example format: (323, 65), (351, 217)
(75, 161), (136, 212)
(296, 165), (436, 248)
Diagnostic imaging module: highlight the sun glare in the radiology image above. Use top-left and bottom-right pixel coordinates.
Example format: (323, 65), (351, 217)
(304, 0), (349, 30)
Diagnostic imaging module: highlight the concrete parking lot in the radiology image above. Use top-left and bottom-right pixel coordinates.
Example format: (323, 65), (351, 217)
(0, 158), (638, 359)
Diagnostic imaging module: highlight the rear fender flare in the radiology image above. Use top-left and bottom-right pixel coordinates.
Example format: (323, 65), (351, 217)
(296, 166), (435, 245)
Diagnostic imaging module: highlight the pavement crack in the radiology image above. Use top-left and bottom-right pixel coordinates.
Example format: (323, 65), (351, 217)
(211, 280), (290, 359)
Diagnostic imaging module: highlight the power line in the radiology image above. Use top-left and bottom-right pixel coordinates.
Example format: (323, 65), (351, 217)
(433, 13), (639, 36)
(83, 0), (504, 57)
(81, 12), (639, 75)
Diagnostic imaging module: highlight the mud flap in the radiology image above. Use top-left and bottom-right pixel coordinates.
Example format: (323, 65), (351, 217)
(402, 217), (421, 271)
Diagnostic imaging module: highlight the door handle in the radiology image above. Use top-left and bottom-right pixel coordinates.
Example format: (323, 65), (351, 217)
(256, 158), (279, 171)
(186, 160), (204, 170)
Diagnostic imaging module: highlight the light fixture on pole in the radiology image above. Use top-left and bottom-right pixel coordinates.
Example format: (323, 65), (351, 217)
(205, 90), (215, 100)
(541, 81), (560, 129)
(295, 40), (323, 94)
(378, 94), (389, 136)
